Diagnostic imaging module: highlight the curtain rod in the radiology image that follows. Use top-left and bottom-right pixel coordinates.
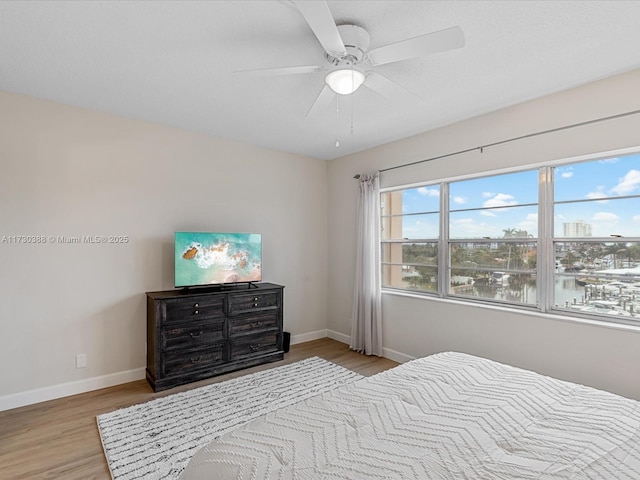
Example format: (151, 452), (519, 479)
(353, 107), (640, 179)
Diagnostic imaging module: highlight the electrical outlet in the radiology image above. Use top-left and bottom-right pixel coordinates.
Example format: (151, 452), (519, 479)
(76, 353), (87, 369)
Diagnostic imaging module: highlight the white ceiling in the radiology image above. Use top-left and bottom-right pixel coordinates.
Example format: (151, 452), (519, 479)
(1, 1), (640, 160)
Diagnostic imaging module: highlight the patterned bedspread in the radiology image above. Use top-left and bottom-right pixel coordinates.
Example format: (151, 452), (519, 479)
(180, 352), (640, 479)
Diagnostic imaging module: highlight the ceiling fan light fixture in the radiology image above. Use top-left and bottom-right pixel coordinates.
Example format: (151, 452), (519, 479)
(325, 68), (365, 95)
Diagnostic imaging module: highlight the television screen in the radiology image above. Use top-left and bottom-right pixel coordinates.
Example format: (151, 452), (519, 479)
(174, 232), (262, 287)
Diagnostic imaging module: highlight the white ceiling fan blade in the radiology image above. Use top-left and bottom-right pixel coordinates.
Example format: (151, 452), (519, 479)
(234, 65), (323, 78)
(294, 0), (347, 58)
(363, 72), (420, 103)
(306, 84), (335, 117)
(367, 26), (465, 66)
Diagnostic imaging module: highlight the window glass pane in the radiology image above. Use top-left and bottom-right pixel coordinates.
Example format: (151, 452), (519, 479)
(384, 185), (439, 215)
(381, 214), (399, 241)
(553, 241), (640, 319)
(554, 153), (640, 202)
(382, 265), (438, 293)
(450, 170), (538, 211)
(382, 214), (439, 240)
(381, 186), (439, 240)
(554, 197), (640, 238)
(382, 242), (438, 292)
(451, 242), (537, 273)
(450, 205), (538, 239)
(401, 213), (439, 239)
(449, 268), (537, 305)
(381, 242), (437, 265)
(449, 242), (537, 306)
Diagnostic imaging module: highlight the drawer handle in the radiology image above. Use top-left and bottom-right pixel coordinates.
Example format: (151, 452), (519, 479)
(194, 303), (199, 308)
(193, 310), (199, 315)
(253, 303), (258, 307)
(249, 344), (261, 352)
(253, 297), (258, 301)
(190, 356), (204, 364)
(189, 330), (204, 338)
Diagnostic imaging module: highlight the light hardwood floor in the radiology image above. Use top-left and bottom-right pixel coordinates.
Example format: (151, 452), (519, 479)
(0, 338), (398, 479)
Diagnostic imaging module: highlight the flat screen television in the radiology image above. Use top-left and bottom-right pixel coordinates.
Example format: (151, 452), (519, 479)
(174, 232), (262, 288)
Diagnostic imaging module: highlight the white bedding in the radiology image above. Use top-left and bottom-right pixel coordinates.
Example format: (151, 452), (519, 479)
(180, 352), (640, 479)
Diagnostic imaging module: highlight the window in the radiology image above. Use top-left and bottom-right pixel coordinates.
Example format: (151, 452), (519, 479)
(381, 151), (640, 325)
(551, 155), (640, 320)
(449, 170), (538, 306)
(381, 186), (439, 293)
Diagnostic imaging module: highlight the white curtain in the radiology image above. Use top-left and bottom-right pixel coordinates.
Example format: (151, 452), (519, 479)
(350, 171), (383, 356)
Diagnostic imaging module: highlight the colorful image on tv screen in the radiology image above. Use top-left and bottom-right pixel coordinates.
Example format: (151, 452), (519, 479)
(175, 232), (262, 287)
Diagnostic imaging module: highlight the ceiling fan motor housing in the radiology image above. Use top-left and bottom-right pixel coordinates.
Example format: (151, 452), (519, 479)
(327, 24), (370, 65)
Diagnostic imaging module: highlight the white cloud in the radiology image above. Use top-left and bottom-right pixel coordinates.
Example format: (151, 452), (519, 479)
(452, 218), (474, 225)
(417, 187), (439, 197)
(633, 215), (640, 222)
(483, 193), (518, 208)
(611, 169), (640, 196)
(557, 166), (573, 179)
(403, 223), (438, 237)
(592, 212), (619, 222)
(517, 213), (538, 236)
(479, 210), (497, 217)
(599, 157), (619, 164)
(482, 191), (494, 198)
(589, 212), (625, 237)
(585, 186), (609, 202)
(449, 218), (495, 237)
(452, 196), (467, 205)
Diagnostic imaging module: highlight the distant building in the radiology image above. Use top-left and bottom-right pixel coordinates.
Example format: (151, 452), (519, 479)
(563, 220), (592, 237)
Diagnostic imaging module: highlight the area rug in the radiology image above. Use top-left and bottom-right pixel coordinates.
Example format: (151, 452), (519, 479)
(97, 357), (362, 480)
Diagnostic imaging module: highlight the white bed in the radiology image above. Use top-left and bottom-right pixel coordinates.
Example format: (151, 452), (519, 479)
(180, 352), (640, 479)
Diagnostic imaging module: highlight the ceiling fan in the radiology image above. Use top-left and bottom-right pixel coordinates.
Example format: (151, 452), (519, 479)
(236, 1), (465, 117)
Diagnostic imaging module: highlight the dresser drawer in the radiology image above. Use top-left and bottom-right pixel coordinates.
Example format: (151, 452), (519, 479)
(162, 345), (225, 377)
(163, 296), (225, 324)
(228, 291), (279, 314)
(163, 320), (225, 351)
(229, 312), (278, 337)
(230, 332), (278, 359)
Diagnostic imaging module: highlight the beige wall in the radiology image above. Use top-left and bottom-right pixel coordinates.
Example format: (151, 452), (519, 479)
(0, 91), (328, 405)
(327, 68), (640, 400)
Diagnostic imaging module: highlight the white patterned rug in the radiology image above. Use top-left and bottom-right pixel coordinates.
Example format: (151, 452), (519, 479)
(97, 357), (362, 480)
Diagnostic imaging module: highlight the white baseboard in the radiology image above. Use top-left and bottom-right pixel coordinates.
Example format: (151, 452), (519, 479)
(327, 329), (350, 344)
(0, 368), (146, 412)
(382, 347), (415, 364)
(2, 331), (415, 411)
(290, 329), (328, 345)
(327, 329), (414, 364)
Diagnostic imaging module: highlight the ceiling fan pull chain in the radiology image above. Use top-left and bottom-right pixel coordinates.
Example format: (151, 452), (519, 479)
(350, 87), (355, 135)
(335, 95), (340, 148)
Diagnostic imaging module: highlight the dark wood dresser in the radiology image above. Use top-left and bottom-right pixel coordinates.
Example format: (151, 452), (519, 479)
(146, 283), (284, 391)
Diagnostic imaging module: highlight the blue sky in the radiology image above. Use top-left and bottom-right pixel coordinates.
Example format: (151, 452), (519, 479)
(396, 153), (640, 239)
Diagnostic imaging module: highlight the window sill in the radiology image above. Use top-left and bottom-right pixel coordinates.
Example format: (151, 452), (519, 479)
(381, 288), (640, 335)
